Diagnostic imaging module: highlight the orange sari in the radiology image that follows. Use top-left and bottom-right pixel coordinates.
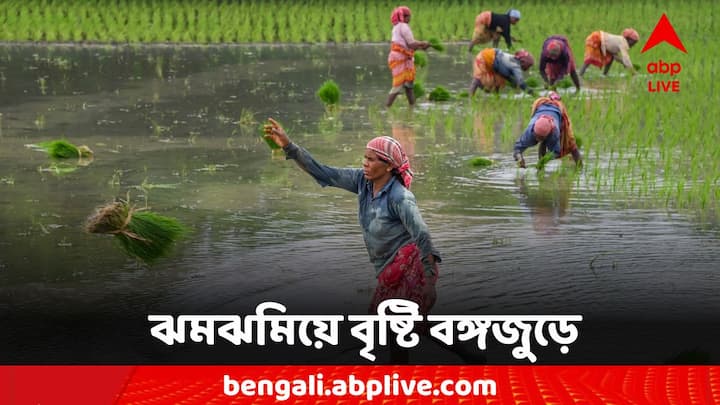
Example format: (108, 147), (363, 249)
(583, 31), (613, 67)
(473, 48), (507, 91)
(471, 11), (496, 44)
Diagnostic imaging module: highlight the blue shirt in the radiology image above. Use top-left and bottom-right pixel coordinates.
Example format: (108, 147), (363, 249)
(284, 143), (441, 277)
(493, 49), (527, 91)
(513, 104), (563, 155)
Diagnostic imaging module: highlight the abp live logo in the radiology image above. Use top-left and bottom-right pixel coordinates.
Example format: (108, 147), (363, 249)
(642, 13), (687, 93)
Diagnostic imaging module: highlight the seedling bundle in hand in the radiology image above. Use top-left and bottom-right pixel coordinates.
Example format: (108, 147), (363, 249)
(428, 38), (445, 52)
(535, 152), (556, 171)
(260, 125), (281, 150)
(414, 51), (427, 68)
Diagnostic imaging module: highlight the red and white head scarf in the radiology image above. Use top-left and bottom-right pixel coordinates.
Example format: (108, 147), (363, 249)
(533, 115), (556, 139)
(546, 39), (563, 59)
(366, 136), (414, 188)
(514, 49), (534, 70)
(622, 28), (639, 42)
(391, 6), (411, 25)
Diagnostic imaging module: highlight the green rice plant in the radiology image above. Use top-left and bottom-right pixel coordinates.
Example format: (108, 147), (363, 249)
(428, 86), (451, 102)
(535, 152), (556, 171)
(470, 156), (493, 167)
(428, 38), (445, 52)
(317, 79), (340, 106)
(238, 108), (257, 128)
(525, 77), (541, 88)
(262, 136), (281, 150)
(260, 121), (282, 150)
(413, 82), (426, 99)
(85, 200), (187, 264)
(414, 51), (427, 68)
(31, 140), (93, 159)
(556, 77), (574, 89)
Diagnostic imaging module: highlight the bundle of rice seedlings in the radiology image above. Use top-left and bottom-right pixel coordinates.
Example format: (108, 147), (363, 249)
(428, 86), (451, 102)
(317, 79), (340, 106)
(262, 135), (281, 150)
(260, 124), (281, 150)
(525, 77), (541, 88)
(414, 51), (427, 68)
(535, 152), (556, 171)
(556, 77), (574, 89)
(33, 140), (93, 159)
(413, 82), (426, 99)
(428, 38), (445, 52)
(470, 156), (493, 167)
(85, 201), (186, 264)
(261, 121), (286, 150)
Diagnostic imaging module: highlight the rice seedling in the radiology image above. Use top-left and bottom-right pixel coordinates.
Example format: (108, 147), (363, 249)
(34, 113), (45, 130)
(109, 169), (123, 187)
(535, 152), (556, 171)
(238, 108), (257, 128)
(85, 200), (187, 264)
(525, 77), (541, 88)
(470, 156), (493, 167)
(414, 51), (427, 68)
(261, 122), (281, 150)
(428, 86), (451, 102)
(29, 140), (93, 159)
(555, 77), (574, 89)
(428, 38), (445, 52)
(413, 82), (426, 99)
(317, 79), (340, 107)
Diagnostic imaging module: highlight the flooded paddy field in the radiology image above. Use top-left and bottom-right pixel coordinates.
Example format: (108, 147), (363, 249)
(0, 44), (718, 364)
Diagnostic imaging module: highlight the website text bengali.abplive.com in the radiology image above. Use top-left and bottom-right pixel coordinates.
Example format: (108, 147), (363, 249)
(224, 373), (497, 401)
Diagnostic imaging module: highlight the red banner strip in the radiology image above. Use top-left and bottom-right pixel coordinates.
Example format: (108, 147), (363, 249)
(2, 365), (719, 404)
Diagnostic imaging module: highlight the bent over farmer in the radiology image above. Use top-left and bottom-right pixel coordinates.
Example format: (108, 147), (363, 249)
(579, 28), (640, 76)
(513, 92), (582, 168)
(468, 9), (521, 53)
(387, 6), (431, 107)
(539, 35), (581, 91)
(469, 48), (534, 96)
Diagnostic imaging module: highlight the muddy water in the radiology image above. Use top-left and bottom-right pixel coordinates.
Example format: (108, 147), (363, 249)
(0, 44), (718, 364)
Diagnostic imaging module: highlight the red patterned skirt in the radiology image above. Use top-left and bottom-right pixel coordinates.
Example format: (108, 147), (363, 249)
(369, 243), (439, 315)
(388, 42), (416, 90)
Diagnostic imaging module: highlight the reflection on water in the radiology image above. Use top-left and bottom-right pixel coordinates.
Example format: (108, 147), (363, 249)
(515, 171), (573, 235)
(0, 44), (718, 364)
